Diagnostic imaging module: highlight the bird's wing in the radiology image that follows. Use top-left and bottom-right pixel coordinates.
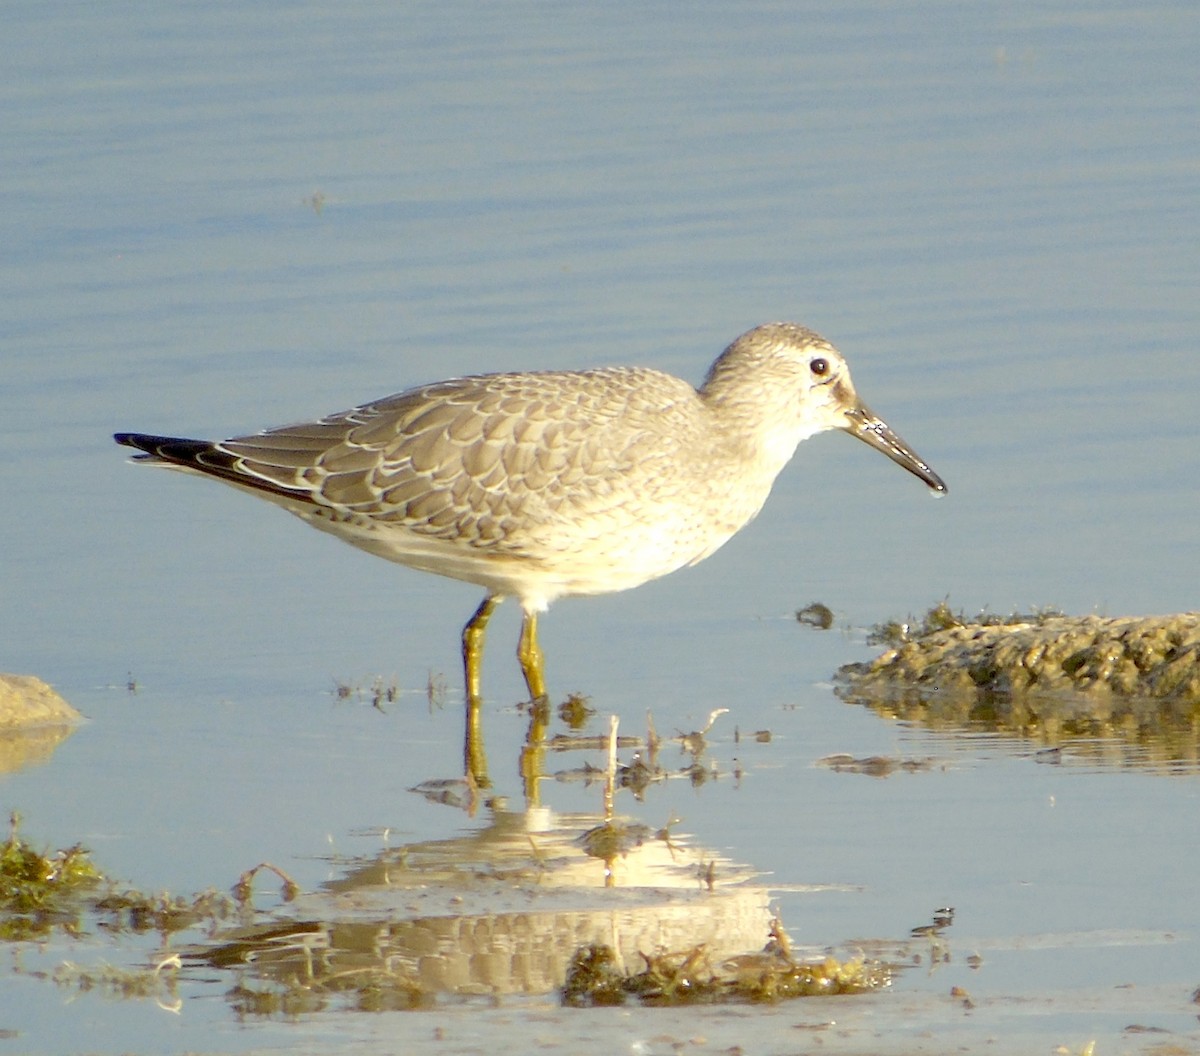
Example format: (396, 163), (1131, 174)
(126, 369), (702, 553)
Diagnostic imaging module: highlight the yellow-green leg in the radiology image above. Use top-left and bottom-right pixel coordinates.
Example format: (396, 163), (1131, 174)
(461, 596), (498, 789)
(462, 595), (499, 705)
(517, 609), (547, 702)
(518, 608), (549, 805)
(464, 690), (490, 791)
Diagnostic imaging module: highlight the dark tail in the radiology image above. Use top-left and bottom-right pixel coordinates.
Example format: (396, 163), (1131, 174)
(114, 432), (309, 503)
(114, 432), (215, 466)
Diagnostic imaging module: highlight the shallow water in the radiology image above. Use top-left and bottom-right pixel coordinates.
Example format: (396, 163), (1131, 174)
(3, 1), (1199, 1053)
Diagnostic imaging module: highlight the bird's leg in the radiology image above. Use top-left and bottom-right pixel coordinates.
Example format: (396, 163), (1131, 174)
(461, 596), (498, 789)
(462, 596), (499, 706)
(465, 694), (490, 791)
(517, 609), (547, 702)
(517, 607), (550, 805)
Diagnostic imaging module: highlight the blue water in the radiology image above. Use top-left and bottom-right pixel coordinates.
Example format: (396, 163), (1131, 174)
(2, 2), (1198, 1053)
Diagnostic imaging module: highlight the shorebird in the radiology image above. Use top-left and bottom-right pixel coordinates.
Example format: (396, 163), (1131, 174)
(115, 322), (945, 703)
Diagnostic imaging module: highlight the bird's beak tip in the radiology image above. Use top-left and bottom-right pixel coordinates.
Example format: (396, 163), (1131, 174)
(844, 403), (946, 495)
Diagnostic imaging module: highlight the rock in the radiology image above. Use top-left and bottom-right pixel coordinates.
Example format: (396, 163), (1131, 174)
(837, 613), (1200, 704)
(0, 673), (83, 728)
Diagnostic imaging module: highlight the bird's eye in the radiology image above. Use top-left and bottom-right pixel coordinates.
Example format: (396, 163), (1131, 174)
(810, 357), (829, 377)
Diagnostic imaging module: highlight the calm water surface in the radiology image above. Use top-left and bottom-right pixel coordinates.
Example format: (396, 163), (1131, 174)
(2, 2), (1198, 1053)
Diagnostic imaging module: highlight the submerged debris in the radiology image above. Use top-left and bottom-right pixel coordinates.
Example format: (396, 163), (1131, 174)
(796, 602), (835, 630)
(0, 813), (100, 939)
(0, 814), (241, 993)
(91, 887), (235, 937)
(561, 940), (891, 1007)
(576, 821), (655, 861)
(232, 862), (299, 905)
(558, 692), (596, 729)
(53, 955), (181, 1006)
(817, 754), (938, 777)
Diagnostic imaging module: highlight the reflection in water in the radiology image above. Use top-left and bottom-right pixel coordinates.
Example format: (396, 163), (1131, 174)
(838, 685), (1200, 773)
(193, 804), (776, 1010)
(184, 701), (892, 1012)
(468, 692), (731, 806)
(0, 725), (78, 776)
